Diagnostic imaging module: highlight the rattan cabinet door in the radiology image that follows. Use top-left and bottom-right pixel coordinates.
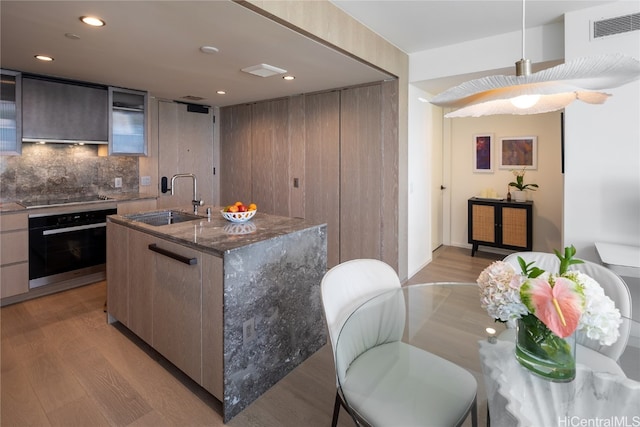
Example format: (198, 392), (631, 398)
(502, 207), (528, 248)
(471, 204), (496, 244)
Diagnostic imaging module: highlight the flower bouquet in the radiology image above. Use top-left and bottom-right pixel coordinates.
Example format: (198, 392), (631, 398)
(477, 246), (622, 381)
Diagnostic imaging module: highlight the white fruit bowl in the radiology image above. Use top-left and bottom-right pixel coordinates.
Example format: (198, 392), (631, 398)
(220, 209), (256, 223)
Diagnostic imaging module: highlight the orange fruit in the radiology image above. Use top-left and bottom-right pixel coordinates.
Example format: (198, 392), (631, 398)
(228, 205), (239, 213)
(234, 201), (243, 206)
(248, 203), (257, 211)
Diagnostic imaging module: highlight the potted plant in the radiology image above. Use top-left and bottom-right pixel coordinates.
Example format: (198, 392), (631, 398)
(509, 168), (538, 201)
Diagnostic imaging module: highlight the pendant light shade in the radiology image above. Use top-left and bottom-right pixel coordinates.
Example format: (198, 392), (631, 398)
(430, 53), (640, 118)
(429, 0), (640, 118)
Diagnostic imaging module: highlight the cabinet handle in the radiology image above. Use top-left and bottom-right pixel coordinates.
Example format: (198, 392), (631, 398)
(148, 243), (197, 265)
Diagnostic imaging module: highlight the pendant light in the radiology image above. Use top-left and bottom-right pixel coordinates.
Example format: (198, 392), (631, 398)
(430, 0), (640, 118)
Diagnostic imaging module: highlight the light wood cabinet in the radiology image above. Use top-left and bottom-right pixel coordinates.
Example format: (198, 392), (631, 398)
(220, 80), (398, 269)
(152, 238), (202, 382)
(106, 220), (223, 399)
(106, 221), (129, 323)
(468, 198), (533, 256)
(0, 212), (28, 299)
(127, 229), (155, 343)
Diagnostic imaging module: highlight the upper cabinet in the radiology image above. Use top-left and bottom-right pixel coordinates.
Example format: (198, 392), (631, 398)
(22, 76), (109, 144)
(0, 69), (22, 155)
(109, 87), (148, 156)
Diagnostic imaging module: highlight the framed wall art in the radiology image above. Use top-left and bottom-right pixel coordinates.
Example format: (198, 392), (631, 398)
(499, 136), (537, 169)
(473, 134), (493, 173)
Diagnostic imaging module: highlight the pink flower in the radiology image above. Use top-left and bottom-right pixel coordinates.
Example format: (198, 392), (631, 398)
(520, 276), (585, 338)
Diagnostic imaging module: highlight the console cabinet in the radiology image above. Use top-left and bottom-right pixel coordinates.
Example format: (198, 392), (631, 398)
(468, 198), (533, 256)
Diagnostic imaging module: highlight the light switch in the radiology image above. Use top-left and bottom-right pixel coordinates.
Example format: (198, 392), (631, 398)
(140, 176), (151, 186)
(114, 177), (122, 188)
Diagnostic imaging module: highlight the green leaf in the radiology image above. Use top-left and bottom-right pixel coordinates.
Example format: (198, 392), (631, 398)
(554, 245), (583, 275)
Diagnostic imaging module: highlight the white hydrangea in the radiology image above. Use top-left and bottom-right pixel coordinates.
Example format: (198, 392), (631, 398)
(567, 271), (622, 346)
(477, 261), (529, 327)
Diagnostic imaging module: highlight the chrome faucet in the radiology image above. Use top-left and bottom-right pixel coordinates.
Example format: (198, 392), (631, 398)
(170, 173), (204, 214)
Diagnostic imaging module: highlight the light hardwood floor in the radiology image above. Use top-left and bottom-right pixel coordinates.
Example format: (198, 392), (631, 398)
(1, 246), (501, 427)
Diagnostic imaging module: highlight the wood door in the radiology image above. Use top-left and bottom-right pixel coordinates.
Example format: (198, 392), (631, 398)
(158, 101), (214, 209)
(304, 91), (340, 267)
(220, 104), (252, 205)
(340, 84), (383, 262)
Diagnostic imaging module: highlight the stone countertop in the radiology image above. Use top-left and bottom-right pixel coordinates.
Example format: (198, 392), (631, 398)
(0, 193), (156, 214)
(0, 202), (26, 213)
(107, 206), (326, 256)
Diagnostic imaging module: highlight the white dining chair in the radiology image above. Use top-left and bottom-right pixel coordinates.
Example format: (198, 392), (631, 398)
(321, 258), (478, 427)
(503, 251), (632, 361)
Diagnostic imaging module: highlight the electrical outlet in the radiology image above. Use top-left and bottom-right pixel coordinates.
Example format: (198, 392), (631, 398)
(140, 176), (151, 186)
(243, 317), (256, 343)
(114, 177), (122, 188)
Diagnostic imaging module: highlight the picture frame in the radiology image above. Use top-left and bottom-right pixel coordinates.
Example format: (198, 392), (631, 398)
(499, 136), (537, 169)
(472, 134), (493, 173)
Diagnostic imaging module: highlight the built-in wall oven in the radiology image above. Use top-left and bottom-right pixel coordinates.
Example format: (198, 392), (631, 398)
(28, 206), (116, 289)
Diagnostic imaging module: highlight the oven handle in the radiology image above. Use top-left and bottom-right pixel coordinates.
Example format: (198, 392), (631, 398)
(42, 222), (106, 236)
(148, 244), (198, 265)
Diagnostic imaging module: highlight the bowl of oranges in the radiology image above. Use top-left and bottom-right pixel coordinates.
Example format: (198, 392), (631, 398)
(221, 201), (257, 223)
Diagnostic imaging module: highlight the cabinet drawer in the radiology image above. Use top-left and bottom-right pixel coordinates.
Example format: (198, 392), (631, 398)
(1, 262), (28, 298)
(0, 213), (27, 232)
(0, 230), (28, 265)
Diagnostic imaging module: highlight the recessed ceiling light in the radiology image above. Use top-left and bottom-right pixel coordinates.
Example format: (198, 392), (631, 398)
(35, 55), (54, 62)
(80, 16), (105, 27)
(200, 46), (219, 54)
(216, 90), (226, 95)
(283, 75), (295, 81)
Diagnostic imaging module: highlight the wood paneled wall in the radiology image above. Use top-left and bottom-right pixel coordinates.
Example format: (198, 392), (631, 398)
(220, 80), (398, 269)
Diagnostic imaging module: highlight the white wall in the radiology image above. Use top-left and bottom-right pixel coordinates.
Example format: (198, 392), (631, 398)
(407, 85), (433, 277)
(563, 1), (640, 262)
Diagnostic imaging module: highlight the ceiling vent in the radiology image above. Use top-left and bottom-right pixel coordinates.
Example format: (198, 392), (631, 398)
(241, 63), (287, 78)
(593, 13), (640, 39)
(182, 95), (205, 101)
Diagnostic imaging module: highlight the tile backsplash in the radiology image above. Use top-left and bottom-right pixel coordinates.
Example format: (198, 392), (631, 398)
(0, 143), (138, 202)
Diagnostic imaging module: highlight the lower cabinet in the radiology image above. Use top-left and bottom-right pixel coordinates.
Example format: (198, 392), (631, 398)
(106, 221), (223, 399)
(468, 198), (533, 256)
(152, 238), (203, 382)
(0, 212), (29, 300)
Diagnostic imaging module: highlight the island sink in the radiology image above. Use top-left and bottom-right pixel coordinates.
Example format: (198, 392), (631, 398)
(124, 210), (202, 226)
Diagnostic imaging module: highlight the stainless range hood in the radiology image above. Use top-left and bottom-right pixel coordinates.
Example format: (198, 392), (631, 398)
(22, 76), (109, 145)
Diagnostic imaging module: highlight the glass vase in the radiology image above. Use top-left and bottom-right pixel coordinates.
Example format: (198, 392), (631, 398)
(515, 315), (576, 382)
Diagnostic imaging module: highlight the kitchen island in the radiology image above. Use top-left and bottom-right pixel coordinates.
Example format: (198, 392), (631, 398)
(106, 207), (327, 422)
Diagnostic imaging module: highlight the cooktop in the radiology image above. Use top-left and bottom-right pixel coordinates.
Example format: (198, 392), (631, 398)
(18, 194), (114, 208)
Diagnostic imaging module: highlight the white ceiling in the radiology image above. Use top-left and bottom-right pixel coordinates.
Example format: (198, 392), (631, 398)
(331, 0), (618, 54)
(0, 0), (620, 106)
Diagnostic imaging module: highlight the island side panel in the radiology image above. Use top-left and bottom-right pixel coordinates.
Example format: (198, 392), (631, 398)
(221, 224), (327, 422)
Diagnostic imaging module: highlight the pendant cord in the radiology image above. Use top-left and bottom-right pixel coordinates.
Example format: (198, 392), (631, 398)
(521, 0), (526, 59)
